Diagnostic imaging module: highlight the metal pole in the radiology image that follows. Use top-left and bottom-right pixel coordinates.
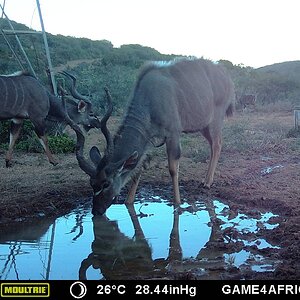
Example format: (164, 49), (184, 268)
(45, 221), (56, 280)
(1, 0), (6, 18)
(36, 0), (57, 95)
(1, 29), (25, 70)
(295, 109), (300, 130)
(0, 4), (37, 77)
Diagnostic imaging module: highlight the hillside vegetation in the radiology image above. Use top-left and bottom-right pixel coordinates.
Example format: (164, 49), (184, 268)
(1, 19), (300, 113)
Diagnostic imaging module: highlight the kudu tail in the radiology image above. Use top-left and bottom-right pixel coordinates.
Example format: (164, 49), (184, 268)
(226, 102), (234, 118)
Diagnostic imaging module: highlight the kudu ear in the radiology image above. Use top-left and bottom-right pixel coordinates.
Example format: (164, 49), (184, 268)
(89, 146), (102, 166)
(119, 151), (139, 172)
(78, 100), (87, 113)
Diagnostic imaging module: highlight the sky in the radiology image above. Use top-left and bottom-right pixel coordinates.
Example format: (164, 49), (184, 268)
(1, 0), (300, 68)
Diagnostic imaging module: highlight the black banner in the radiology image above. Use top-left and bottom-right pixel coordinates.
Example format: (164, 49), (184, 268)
(1, 280), (300, 299)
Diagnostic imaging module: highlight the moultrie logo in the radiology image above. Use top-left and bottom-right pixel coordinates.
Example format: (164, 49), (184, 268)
(0, 282), (50, 297)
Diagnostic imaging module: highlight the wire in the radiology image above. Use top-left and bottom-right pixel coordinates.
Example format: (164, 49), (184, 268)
(1, 0), (6, 18)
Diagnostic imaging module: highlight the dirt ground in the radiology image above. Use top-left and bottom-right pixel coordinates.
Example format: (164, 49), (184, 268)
(0, 110), (299, 280)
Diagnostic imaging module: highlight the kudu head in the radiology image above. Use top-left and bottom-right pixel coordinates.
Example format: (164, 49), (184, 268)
(59, 71), (101, 131)
(76, 88), (137, 215)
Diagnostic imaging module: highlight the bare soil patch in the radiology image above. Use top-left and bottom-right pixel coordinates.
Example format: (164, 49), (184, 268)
(0, 110), (299, 280)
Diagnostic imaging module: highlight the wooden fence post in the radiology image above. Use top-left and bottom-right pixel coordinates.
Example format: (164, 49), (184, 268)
(294, 107), (300, 130)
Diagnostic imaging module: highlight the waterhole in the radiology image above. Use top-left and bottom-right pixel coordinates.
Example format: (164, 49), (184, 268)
(0, 191), (280, 280)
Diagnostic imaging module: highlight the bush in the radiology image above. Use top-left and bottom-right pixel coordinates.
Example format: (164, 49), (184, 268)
(13, 133), (75, 154)
(0, 119), (75, 154)
(48, 134), (76, 153)
(0, 120), (35, 144)
(0, 121), (10, 143)
(16, 137), (42, 153)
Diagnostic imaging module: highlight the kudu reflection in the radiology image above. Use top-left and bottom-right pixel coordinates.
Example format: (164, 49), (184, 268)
(79, 204), (182, 280)
(75, 58), (235, 215)
(78, 203), (227, 280)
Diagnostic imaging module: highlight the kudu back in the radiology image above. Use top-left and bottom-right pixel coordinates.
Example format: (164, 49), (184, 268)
(76, 58), (235, 215)
(0, 71), (100, 167)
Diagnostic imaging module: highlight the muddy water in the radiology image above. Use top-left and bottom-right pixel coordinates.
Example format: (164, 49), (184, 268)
(0, 192), (280, 280)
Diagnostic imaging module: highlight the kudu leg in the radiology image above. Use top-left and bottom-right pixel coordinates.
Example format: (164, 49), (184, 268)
(206, 136), (221, 187)
(126, 154), (152, 204)
(38, 135), (58, 166)
(5, 120), (23, 167)
(201, 127), (222, 188)
(168, 208), (182, 261)
(166, 138), (181, 204)
(126, 172), (141, 204)
(33, 121), (58, 166)
(126, 203), (145, 239)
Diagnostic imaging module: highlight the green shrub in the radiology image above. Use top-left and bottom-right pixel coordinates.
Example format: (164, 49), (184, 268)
(13, 134), (75, 154)
(0, 121), (10, 143)
(0, 120), (34, 144)
(0, 119), (75, 154)
(16, 137), (42, 153)
(48, 134), (76, 153)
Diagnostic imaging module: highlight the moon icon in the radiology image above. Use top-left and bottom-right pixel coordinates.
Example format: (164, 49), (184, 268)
(70, 281), (87, 299)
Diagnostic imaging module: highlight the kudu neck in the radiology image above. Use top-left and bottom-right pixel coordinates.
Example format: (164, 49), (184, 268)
(112, 114), (151, 163)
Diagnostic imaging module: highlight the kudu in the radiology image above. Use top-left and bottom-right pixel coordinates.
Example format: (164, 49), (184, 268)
(58, 71), (101, 132)
(238, 94), (256, 110)
(0, 71), (100, 167)
(76, 58), (235, 215)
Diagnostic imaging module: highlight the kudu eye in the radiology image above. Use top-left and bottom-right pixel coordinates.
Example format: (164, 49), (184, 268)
(102, 181), (110, 189)
(94, 180), (110, 196)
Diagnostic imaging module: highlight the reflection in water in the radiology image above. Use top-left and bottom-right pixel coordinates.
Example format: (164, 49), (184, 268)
(0, 209), (93, 280)
(79, 205), (154, 280)
(0, 198), (280, 280)
(261, 165), (284, 176)
(80, 204), (205, 279)
(0, 217), (56, 280)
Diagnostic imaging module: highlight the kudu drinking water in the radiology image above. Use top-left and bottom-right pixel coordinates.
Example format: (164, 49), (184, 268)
(0, 71), (100, 167)
(76, 58), (235, 215)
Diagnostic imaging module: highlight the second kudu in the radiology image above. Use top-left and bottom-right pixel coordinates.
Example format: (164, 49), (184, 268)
(76, 58), (235, 215)
(0, 71), (100, 167)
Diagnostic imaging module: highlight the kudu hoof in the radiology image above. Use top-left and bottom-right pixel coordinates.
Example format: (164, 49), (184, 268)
(202, 181), (212, 189)
(203, 184), (211, 189)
